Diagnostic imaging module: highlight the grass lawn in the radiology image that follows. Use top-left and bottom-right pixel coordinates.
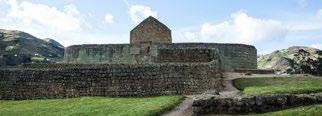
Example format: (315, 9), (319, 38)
(258, 105), (322, 116)
(0, 96), (183, 116)
(233, 77), (322, 96)
(233, 77), (322, 115)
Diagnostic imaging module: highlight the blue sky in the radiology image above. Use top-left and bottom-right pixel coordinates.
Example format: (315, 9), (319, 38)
(0, 0), (322, 54)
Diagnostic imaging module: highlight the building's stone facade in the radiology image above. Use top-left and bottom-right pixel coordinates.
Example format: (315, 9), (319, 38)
(157, 48), (216, 63)
(64, 43), (257, 70)
(130, 16), (172, 45)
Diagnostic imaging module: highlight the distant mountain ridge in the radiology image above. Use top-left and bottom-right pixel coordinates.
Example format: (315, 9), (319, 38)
(44, 38), (64, 49)
(0, 29), (64, 66)
(258, 46), (322, 75)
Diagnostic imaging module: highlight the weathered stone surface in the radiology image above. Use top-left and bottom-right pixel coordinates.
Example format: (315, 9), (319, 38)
(64, 44), (141, 64)
(157, 48), (216, 63)
(154, 43), (257, 70)
(64, 43), (257, 70)
(0, 62), (222, 100)
(130, 16), (172, 45)
(233, 69), (275, 74)
(192, 93), (322, 115)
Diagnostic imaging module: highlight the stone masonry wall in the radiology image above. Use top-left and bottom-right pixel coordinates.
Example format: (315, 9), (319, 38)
(152, 43), (257, 70)
(193, 93), (322, 115)
(64, 43), (257, 70)
(156, 48), (216, 63)
(0, 62), (222, 100)
(130, 17), (172, 44)
(64, 44), (141, 64)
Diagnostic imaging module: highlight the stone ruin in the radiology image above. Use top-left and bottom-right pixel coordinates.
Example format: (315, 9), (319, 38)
(130, 16), (172, 45)
(0, 16), (257, 100)
(64, 16), (257, 70)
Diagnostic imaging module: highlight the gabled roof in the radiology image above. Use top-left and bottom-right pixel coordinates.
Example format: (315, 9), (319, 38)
(131, 16), (171, 32)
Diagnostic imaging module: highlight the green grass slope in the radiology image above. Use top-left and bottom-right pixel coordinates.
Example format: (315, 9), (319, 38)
(233, 77), (322, 96)
(234, 77), (322, 115)
(257, 105), (322, 116)
(0, 96), (183, 116)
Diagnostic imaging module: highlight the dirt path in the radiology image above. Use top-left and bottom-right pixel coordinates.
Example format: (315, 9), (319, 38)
(219, 72), (242, 97)
(162, 96), (193, 116)
(161, 72), (306, 115)
(162, 72), (243, 116)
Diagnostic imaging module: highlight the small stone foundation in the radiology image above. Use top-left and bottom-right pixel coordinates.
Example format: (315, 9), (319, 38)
(192, 93), (322, 115)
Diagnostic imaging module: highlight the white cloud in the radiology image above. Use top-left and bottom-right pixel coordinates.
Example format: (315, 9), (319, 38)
(0, 0), (129, 46)
(5, 0), (81, 32)
(317, 9), (322, 18)
(129, 5), (157, 24)
(64, 4), (79, 16)
(88, 13), (94, 17)
(199, 11), (287, 44)
(287, 9), (322, 31)
(310, 44), (322, 50)
(0, 0), (128, 47)
(175, 31), (197, 42)
(183, 32), (197, 40)
(289, 23), (322, 31)
(104, 13), (114, 24)
(123, 0), (130, 7)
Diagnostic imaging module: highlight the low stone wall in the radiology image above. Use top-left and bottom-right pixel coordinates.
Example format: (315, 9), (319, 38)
(0, 62), (222, 100)
(192, 93), (322, 115)
(232, 69), (275, 74)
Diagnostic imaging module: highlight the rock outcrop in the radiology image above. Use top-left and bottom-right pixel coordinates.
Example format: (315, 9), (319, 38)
(258, 46), (322, 75)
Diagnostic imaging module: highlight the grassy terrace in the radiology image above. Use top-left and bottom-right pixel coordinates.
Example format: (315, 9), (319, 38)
(233, 77), (322, 115)
(233, 77), (322, 96)
(258, 105), (322, 116)
(0, 96), (183, 116)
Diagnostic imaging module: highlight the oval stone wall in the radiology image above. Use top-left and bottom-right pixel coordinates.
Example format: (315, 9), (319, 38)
(64, 43), (257, 70)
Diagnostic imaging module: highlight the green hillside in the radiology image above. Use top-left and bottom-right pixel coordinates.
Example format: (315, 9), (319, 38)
(0, 29), (64, 66)
(258, 46), (322, 75)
